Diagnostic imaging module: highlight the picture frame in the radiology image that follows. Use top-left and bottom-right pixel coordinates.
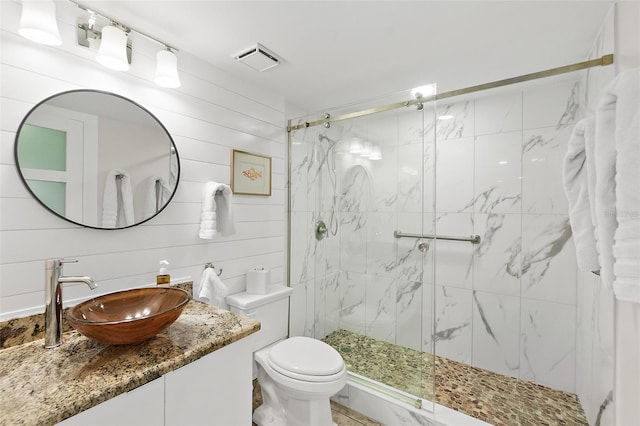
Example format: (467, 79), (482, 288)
(230, 150), (272, 196)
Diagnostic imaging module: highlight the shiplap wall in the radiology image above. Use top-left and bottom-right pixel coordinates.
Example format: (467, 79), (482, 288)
(0, 0), (286, 320)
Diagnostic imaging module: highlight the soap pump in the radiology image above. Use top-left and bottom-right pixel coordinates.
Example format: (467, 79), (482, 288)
(157, 260), (170, 286)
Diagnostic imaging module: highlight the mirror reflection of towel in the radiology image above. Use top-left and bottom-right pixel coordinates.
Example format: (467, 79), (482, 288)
(142, 176), (172, 220)
(102, 169), (134, 228)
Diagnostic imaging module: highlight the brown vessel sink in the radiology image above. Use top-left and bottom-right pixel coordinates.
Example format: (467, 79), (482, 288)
(67, 287), (190, 345)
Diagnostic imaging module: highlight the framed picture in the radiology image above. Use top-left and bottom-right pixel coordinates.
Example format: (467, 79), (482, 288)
(230, 150), (272, 196)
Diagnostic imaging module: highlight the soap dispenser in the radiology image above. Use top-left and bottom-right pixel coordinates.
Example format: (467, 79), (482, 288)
(157, 260), (170, 286)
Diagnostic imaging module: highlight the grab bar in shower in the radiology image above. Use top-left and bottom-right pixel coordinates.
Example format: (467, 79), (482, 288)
(393, 230), (481, 244)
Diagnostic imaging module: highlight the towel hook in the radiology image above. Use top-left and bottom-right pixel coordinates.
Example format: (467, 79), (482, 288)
(204, 262), (223, 276)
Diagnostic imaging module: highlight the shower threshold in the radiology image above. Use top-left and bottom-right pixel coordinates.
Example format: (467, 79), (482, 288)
(323, 329), (588, 426)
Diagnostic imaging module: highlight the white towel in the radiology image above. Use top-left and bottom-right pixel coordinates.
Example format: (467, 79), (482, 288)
(607, 69), (640, 303)
(102, 169), (134, 228)
(594, 80), (620, 290)
(198, 182), (236, 239)
(142, 176), (172, 220)
(169, 153), (179, 188)
(196, 267), (229, 310)
(563, 117), (600, 272)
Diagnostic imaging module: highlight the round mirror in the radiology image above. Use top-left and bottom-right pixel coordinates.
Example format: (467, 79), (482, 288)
(14, 90), (180, 229)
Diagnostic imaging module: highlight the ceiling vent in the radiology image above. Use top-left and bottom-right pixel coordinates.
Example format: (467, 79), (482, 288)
(233, 43), (281, 72)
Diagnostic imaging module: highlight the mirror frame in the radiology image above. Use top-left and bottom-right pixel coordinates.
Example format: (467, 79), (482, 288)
(14, 89), (180, 230)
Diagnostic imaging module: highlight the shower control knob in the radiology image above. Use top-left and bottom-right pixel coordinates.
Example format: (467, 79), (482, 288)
(418, 241), (429, 253)
(315, 220), (328, 241)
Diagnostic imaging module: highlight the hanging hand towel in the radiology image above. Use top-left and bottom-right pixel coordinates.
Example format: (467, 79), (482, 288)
(142, 176), (172, 220)
(196, 266), (229, 310)
(214, 183), (236, 236)
(198, 181), (235, 239)
(607, 69), (640, 303)
(563, 117), (600, 272)
(199, 182), (219, 239)
(594, 79), (620, 289)
(102, 169), (134, 228)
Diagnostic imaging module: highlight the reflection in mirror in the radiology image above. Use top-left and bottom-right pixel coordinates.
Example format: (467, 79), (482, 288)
(14, 90), (180, 229)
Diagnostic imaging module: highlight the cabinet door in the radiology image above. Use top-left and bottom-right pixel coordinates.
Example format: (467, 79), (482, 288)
(58, 377), (164, 425)
(165, 337), (254, 426)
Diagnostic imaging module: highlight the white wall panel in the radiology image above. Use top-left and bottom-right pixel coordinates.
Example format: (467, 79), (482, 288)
(0, 0), (285, 318)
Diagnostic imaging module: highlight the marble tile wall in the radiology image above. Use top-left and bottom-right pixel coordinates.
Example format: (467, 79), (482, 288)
(422, 78), (581, 393)
(289, 62), (609, 399)
(289, 106), (434, 359)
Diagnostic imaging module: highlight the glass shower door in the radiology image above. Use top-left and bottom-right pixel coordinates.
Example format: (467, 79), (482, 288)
(288, 89), (437, 412)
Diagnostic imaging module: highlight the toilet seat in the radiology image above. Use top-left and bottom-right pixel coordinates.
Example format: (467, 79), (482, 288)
(267, 336), (345, 383)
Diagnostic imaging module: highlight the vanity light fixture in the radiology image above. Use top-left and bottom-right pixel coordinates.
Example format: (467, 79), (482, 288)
(19, 0), (182, 88)
(18, 0), (62, 46)
(96, 23), (130, 71)
(154, 48), (181, 88)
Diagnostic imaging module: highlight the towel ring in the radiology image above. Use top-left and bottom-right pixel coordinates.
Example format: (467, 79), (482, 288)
(204, 263), (223, 276)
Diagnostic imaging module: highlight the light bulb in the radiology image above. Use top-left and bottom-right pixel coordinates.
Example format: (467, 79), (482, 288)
(96, 25), (129, 71)
(154, 49), (181, 88)
(18, 0), (61, 46)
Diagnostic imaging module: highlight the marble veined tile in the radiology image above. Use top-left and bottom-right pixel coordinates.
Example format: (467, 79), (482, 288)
(472, 291), (520, 378)
(520, 298), (576, 393)
(339, 162), (371, 217)
(434, 213), (474, 290)
(334, 271), (367, 335)
(434, 286), (473, 364)
(520, 214), (576, 305)
(290, 135), (310, 212)
(290, 211), (315, 285)
(369, 145), (399, 213)
(366, 212), (398, 278)
(393, 212), (428, 285)
(475, 91), (523, 136)
(424, 137), (437, 214)
(315, 212), (341, 277)
(435, 137), (474, 214)
(522, 125), (573, 214)
(398, 143), (424, 213)
(523, 79), (580, 130)
(316, 272), (341, 338)
(314, 132), (342, 212)
(474, 132), (522, 214)
(398, 108), (427, 146)
(365, 274), (397, 342)
(396, 278), (424, 352)
(425, 100), (475, 141)
(289, 279), (315, 338)
(473, 213), (522, 297)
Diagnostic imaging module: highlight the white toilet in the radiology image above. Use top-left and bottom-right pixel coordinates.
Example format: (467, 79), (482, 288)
(226, 286), (347, 426)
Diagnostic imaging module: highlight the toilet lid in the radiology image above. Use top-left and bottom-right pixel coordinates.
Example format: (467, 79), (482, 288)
(268, 336), (344, 379)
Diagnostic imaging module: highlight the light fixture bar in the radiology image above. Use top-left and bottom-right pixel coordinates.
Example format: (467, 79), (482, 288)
(68, 0), (179, 52)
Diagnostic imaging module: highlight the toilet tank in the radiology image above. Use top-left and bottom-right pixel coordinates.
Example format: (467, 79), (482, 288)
(226, 285), (293, 351)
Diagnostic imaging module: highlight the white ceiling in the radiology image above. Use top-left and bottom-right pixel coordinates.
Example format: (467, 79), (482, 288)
(77, 1), (614, 112)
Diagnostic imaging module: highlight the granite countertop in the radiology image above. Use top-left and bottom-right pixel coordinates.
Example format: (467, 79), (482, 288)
(0, 288), (260, 426)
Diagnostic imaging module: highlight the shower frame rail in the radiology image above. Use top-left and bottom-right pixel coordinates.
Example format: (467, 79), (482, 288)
(394, 230), (481, 244)
(287, 54), (613, 132)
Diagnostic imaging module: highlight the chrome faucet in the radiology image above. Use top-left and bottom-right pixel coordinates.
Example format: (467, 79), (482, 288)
(45, 258), (97, 349)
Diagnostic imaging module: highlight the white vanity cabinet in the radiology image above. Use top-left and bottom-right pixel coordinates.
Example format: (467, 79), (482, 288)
(58, 335), (254, 426)
(58, 377), (164, 425)
(165, 335), (253, 425)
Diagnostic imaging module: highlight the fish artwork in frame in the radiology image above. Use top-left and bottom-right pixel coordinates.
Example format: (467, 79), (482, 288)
(230, 149), (272, 196)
